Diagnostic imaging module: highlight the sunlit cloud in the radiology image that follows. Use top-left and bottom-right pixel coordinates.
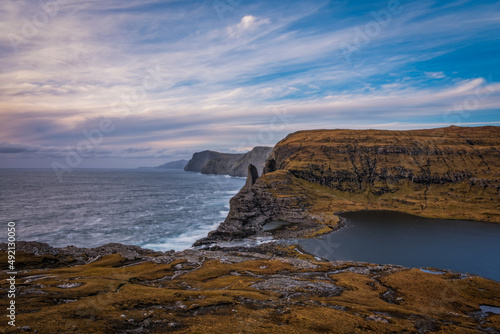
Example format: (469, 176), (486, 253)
(0, 0), (499, 168)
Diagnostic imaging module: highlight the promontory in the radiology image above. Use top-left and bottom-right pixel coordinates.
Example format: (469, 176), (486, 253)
(196, 126), (500, 245)
(184, 146), (273, 177)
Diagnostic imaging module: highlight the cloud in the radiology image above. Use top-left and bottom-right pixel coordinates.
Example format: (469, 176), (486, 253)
(227, 15), (270, 37)
(122, 147), (152, 154)
(0, 142), (39, 154)
(0, 0), (498, 168)
(425, 72), (446, 79)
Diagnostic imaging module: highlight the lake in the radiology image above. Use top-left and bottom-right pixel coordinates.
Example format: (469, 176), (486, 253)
(299, 210), (500, 281)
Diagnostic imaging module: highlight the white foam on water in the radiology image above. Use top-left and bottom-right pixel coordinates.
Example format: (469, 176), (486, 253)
(168, 206), (185, 212)
(143, 221), (223, 251)
(216, 236), (274, 248)
(163, 199), (180, 204)
(2, 169), (247, 251)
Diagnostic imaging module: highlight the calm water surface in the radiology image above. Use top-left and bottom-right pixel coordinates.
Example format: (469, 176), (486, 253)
(299, 210), (500, 281)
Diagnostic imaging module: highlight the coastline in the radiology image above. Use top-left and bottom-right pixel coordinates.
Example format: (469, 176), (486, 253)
(197, 127), (500, 247)
(2, 126), (499, 332)
(4, 208), (497, 274)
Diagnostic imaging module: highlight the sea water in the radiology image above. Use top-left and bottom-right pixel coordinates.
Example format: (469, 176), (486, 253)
(0, 169), (245, 251)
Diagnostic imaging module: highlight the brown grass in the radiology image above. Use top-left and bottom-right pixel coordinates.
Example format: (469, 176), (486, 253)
(1, 253), (499, 333)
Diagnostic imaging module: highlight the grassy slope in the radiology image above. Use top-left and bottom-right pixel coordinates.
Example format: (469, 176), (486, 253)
(258, 126), (500, 236)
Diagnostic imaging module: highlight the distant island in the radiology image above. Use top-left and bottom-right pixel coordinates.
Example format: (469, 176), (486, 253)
(136, 159), (188, 170)
(157, 159), (189, 169)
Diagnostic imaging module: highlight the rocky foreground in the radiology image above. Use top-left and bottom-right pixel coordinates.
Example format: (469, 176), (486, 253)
(1, 242), (500, 333)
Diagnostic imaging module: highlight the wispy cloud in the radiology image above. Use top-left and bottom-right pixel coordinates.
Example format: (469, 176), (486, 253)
(425, 72), (446, 79)
(0, 0), (499, 168)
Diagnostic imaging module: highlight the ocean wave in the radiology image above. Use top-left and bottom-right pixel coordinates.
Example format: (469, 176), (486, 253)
(142, 221), (222, 251)
(2, 169), (245, 251)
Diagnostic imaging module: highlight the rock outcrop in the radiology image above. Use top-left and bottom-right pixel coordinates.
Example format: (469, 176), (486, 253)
(0, 241), (163, 269)
(184, 147), (273, 177)
(195, 126), (500, 245)
(228, 146), (274, 177)
(1, 241), (499, 333)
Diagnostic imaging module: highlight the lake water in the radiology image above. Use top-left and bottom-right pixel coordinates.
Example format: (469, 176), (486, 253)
(299, 210), (500, 281)
(0, 169), (245, 251)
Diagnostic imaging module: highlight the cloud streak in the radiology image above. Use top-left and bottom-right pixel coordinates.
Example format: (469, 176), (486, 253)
(0, 0), (499, 168)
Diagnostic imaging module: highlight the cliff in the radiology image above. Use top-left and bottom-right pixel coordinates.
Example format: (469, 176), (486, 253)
(157, 159), (188, 169)
(195, 126), (500, 245)
(184, 151), (243, 174)
(200, 152), (245, 175)
(229, 146), (274, 177)
(184, 147), (273, 177)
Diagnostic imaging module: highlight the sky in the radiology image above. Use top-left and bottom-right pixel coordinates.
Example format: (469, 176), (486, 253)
(0, 0), (499, 169)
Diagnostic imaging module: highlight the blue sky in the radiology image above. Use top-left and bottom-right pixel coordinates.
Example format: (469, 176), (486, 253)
(0, 0), (499, 168)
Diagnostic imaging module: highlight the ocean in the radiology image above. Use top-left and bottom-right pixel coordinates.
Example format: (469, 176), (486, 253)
(0, 169), (245, 251)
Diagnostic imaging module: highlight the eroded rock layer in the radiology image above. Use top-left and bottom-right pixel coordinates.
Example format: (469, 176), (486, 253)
(196, 126), (500, 244)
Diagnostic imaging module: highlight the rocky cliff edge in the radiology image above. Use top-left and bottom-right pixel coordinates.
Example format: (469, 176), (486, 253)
(184, 147), (273, 177)
(195, 126), (500, 245)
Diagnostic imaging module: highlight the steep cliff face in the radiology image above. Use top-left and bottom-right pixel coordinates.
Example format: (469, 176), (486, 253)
(200, 153), (245, 175)
(184, 151), (244, 174)
(195, 126), (500, 245)
(184, 147), (273, 177)
(229, 146), (273, 176)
